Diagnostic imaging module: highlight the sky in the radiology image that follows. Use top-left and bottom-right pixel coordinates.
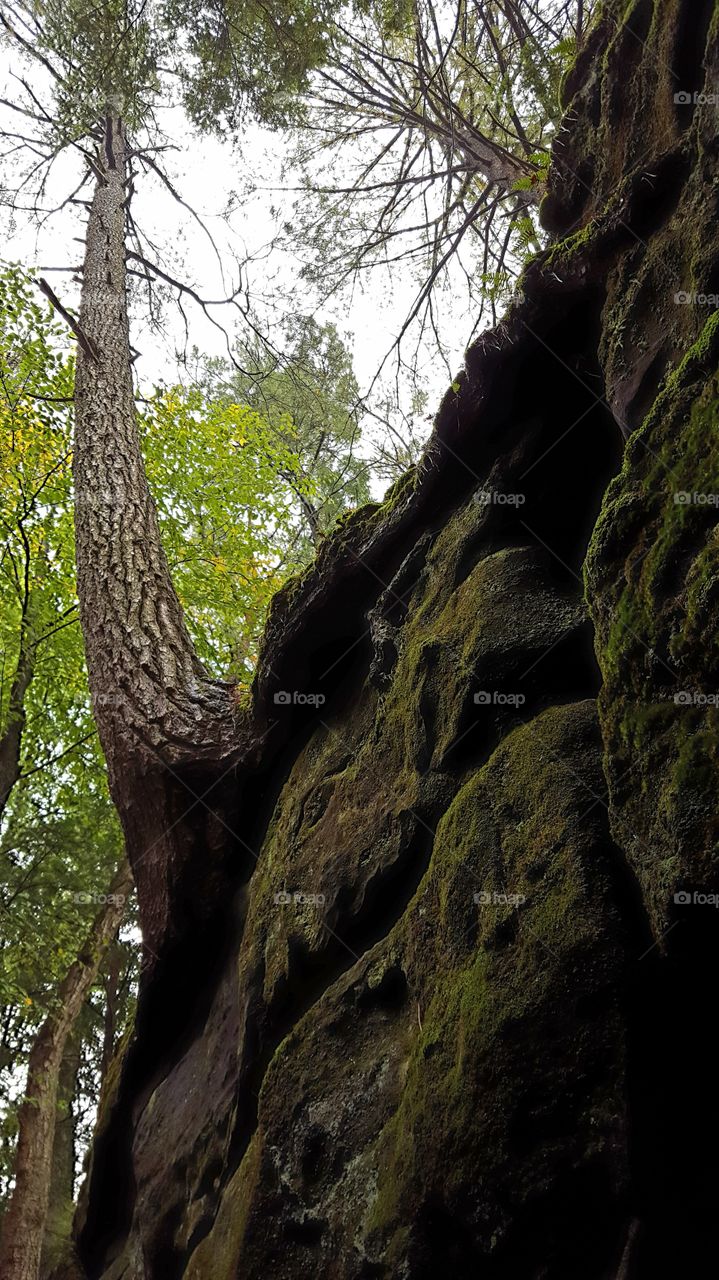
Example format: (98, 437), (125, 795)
(0, 39), (475, 485)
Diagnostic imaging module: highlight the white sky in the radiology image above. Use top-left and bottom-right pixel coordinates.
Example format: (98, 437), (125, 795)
(0, 45), (472, 465)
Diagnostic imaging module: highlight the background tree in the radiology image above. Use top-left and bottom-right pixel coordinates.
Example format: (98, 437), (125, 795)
(0, 860), (132, 1280)
(273, 0), (593, 369)
(0, 267), (78, 825)
(199, 314), (370, 555)
(140, 382), (321, 678)
(161, 0), (342, 131)
(0, 264), (133, 1280)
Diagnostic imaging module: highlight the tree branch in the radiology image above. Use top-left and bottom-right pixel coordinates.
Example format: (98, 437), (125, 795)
(36, 277), (99, 362)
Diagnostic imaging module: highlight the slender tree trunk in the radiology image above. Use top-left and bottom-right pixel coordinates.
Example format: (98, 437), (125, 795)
(323, 44), (540, 201)
(299, 493), (323, 548)
(0, 861), (132, 1280)
(39, 1029), (81, 1279)
(432, 121), (538, 197)
(98, 943), (123, 1086)
(0, 585), (39, 822)
(72, 107), (237, 953)
(73, 107), (233, 763)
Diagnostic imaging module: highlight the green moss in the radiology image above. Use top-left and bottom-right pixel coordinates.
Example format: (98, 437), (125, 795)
(330, 499), (382, 538)
(40, 1197), (75, 1273)
(534, 215), (601, 276)
(656, 311), (719, 395)
(586, 310), (719, 923)
(671, 717), (718, 796)
(241, 704), (618, 1273)
(185, 1134), (261, 1279)
(587, 312), (719, 687)
(92, 1019), (134, 1141)
(381, 464), (417, 508)
(365, 949), (495, 1239)
(364, 705), (625, 1257)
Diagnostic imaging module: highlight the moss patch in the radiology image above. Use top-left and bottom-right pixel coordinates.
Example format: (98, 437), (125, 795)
(586, 312), (719, 924)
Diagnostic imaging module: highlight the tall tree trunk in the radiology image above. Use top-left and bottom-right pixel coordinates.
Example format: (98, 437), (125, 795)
(39, 1028), (81, 1279)
(0, 861), (132, 1280)
(429, 121), (537, 197)
(72, 107), (237, 954)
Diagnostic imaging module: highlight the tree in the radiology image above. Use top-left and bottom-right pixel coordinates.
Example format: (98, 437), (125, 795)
(0, 255), (370, 1272)
(0, 0), (346, 945)
(38, 1023), (80, 1278)
(0, 4), (408, 1272)
(0, 264), (127, 1066)
(279, 0), (592, 358)
(139, 383), (321, 678)
(161, 0), (342, 131)
(199, 314), (370, 555)
(0, 267), (76, 825)
(0, 860), (132, 1280)
(0, 5), (373, 1243)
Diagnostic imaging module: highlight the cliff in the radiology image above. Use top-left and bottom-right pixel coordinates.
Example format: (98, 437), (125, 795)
(76, 2), (719, 1276)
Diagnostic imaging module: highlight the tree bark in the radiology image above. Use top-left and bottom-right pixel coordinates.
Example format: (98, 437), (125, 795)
(0, 861), (132, 1280)
(39, 1028), (81, 1279)
(73, 108), (236, 770)
(72, 108), (239, 952)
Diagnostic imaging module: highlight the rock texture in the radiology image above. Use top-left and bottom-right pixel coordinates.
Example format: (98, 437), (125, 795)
(77, 2), (719, 1277)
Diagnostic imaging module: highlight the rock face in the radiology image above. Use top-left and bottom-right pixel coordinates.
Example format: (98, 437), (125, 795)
(77, 2), (719, 1277)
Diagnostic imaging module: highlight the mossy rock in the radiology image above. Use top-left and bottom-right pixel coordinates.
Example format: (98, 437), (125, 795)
(586, 313), (719, 929)
(205, 704), (632, 1279)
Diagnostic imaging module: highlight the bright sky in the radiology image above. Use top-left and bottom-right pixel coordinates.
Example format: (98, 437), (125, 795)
(0, 42), (473, 475)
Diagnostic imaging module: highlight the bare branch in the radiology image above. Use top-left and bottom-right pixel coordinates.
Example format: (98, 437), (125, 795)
(36, 278), (99, 362)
